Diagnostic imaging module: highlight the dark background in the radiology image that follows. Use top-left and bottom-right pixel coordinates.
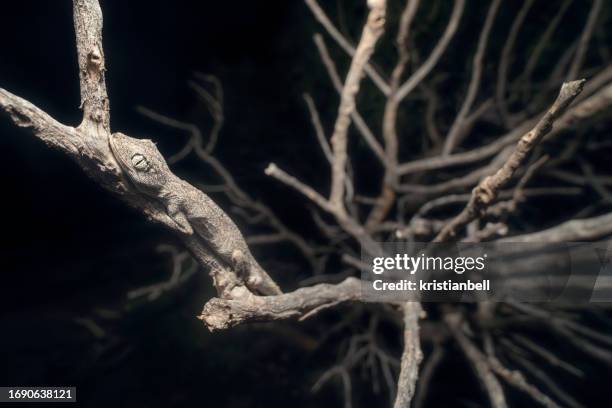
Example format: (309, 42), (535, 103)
(0, 1), (610, 407)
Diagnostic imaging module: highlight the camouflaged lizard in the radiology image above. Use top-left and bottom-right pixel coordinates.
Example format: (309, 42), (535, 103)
(109, 132), (282, 296)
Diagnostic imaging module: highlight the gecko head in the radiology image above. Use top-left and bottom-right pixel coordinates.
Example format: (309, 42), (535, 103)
(110, 132), (170, 194)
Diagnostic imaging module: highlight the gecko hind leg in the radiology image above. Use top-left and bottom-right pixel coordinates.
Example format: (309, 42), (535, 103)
(231, 249), (262, 287)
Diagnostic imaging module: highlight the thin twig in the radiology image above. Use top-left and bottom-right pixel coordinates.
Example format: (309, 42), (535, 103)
(435, 80), (586, 241)
(443, 0), (502, 155)
(567, 0), (603, 80)
(395, 0), (466, 101)
(304, 0), (390, 95)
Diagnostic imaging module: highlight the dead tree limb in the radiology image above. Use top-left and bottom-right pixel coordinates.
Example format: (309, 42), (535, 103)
(435, 79), (586, 242)
(393, 302), (423, 408)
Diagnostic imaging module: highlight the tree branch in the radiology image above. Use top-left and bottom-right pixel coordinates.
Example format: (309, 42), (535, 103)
(366, 0), (420, 229)
(393, 302), (423, 408)
(0, 88), (80, 155)
(304, 0), (390, 95)
(442, 0), (502, 155)
(329, 0), (386, 209)
(396, 77), (612, 178)
(73, 0), (110, 135)
(199, 277), (361, 331)
(395, 0), (465, 101)
(313, 34), (386, 164)
(435, 80), (586, 241)
(445, 313), (508, 408)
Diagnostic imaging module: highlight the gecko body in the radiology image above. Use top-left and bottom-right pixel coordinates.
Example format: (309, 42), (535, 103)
(109, 132), (281, 296)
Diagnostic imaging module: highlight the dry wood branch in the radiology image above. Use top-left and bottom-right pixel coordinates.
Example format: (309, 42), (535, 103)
(397, 124), (530, 176)
(496, 0), (535, 126)
(304, 0), (390, 95)
(199, 277), (361, 331)
(393, 302), (423, 408)
(265, 163), (381, 255)
(395, 0), (466, 101)
(127, 245), (198, 301)
(313, 34), (386, 164)
(511, 335), (583, 377)
(518, 0), (573, 88)
(366, 0), (419, 229)
(567, 0), (603, 81)
(398, 146), (514, 196)
(445, 313), (508, 408)
(442, 0), (502, 155)
(303, 93), (333, 163)
(396, 79), (611, 177)
(413, 344), (444, 408)
(506, 352), (584, 408)
(498, 211), (612, 243)
(188, 76), (224, 153)
(488, 356), (560, 408)
(435, 80), (586, 242)
(421, 83), (443, 146)
(329, 0), (386, 209)
(0, 89), (80, 156)
(73, 0), (110, 136)
(265, 163), (332, 211)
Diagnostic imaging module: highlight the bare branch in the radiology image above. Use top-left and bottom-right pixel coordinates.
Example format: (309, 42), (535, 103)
(413, 345), (445, 408)
(435, 80), (586, 241)
(0, 89), (80, 156)
(366, 0), (420, 229)
(393, 302), (423, 408)
(442, 0), (502, 155)
(265, 162), (381, 255)
(445, 313), (508, 408)
(567, 0), (603, 80)
(265, 163), (332, 211)
(329, 0), (386, 209)
(496, 0), (535, 126)
(199, 277), (361, 331)
(487, 356), (561, 408)
(518, 0), (573, 86)
(396, 0), (466, 101)
(511, 335), (584, 377)
(303, 93), (333, 163)
(313, 34), (386, 163)
(304, 0), (390, 95)
(395, 37), (611, 179)
(73, 0), (110, 134)
(507, 351), (584, 408)
(188, 76), (224, 153)
(127, 245), (198, 301)
(499, 211), (612, 243)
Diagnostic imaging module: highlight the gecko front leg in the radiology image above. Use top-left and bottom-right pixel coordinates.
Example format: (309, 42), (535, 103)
(167, 199), (194, 235)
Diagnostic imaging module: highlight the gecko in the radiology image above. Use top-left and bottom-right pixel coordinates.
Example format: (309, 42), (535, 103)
(109, 132), (282, 296)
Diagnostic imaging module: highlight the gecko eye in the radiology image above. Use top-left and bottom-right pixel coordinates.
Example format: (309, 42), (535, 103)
(131, 153), (150, 172)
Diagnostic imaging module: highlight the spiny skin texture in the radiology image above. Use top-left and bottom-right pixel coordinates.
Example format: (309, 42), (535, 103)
(109, 132), (282, 296)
